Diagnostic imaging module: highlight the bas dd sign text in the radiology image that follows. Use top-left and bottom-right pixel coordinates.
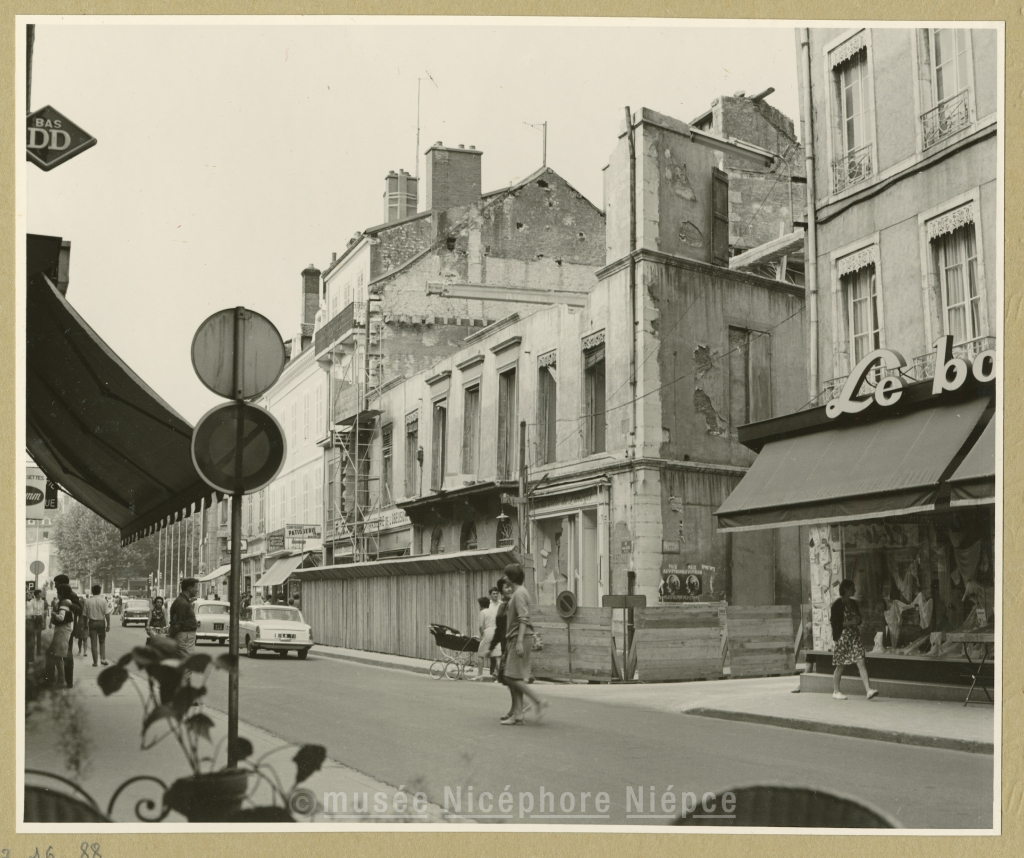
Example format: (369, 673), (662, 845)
(26, 105), (97, 172)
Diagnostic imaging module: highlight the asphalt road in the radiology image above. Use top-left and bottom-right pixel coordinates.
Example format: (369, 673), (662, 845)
(105, 628), (994, 828)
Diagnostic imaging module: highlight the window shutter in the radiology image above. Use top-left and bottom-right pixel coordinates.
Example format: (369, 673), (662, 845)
(749, 332), (772, 423)
(711, 167), (730, 266)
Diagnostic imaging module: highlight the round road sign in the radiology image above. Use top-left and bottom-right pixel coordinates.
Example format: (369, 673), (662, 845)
(191, 308), (286, 400)
(191, 402), (286, 495)
(30, 560), (45, 575)
(556, 590), (578, 619)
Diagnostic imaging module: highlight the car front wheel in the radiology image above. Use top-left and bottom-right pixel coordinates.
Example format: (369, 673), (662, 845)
(245, 636), (257, 658)
(297, 649), (309, 660)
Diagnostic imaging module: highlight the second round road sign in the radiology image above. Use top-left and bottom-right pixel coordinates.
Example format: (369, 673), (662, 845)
(191, 307), (286, 401)
(192, 402), (287, 495)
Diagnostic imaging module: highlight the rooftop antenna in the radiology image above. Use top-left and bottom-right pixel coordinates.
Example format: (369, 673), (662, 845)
(524, 121), (547, 167)
(415, 71), (438, 179)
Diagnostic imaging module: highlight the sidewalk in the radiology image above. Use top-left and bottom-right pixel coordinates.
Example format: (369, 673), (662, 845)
(24, 661), (452, 824)
(309, 645), (995, 754)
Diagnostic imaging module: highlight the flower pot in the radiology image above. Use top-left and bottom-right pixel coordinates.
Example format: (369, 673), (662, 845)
(164, 769), (250, 822)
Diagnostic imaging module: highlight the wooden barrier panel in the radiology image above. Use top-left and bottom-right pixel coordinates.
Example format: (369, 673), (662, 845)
(302, 570), (499, 661)
(634, 603), (726, 682)
(531, 606), (614, 681)
(725, 605), (797, 677)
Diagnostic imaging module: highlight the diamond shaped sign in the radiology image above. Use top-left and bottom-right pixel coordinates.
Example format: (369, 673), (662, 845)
(26, 105), (97, 172)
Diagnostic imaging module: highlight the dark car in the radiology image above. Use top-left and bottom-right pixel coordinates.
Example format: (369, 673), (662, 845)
(121, 599), (151, 627)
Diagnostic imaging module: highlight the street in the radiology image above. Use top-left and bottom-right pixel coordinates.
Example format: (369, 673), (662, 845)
(96, 627), (994, 828)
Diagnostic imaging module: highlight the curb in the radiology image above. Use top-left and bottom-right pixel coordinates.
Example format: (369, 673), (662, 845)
(311, 647), (432, 676)
(682, 707), (993, 755)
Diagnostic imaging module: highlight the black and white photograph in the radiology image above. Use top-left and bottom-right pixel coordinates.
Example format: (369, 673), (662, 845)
(16, 15), (1002, 833)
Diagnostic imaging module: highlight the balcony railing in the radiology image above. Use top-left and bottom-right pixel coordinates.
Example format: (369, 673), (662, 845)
(921, 89), (970, 149)
(809, 336), (996, 408)
(831, 143), (873, 195)
(913, 335), (995, 380)
(314, 301), (365, 356)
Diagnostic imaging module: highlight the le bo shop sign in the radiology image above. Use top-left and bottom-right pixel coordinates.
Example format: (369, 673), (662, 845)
(827, 335), (996, 420)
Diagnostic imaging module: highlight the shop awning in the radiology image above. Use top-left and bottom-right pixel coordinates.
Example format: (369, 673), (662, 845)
(949, 418), (996, 506)
(715, 397), (991, 532)
(293, 547), (519, 582)
(257, 554), (305, 589)
(197, 564), (231, 583)
(26, 234), (217, 545)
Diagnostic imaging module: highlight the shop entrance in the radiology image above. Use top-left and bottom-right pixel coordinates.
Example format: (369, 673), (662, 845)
(533, 508), (604, 607)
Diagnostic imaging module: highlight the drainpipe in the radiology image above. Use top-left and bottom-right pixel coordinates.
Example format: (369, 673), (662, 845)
(625, 107), (638, 663)
(801, 28), (820, 402)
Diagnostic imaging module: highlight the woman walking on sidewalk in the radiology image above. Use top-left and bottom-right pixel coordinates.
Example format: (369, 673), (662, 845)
(831, 579), (879, 701)
(501, 564), (548, 725)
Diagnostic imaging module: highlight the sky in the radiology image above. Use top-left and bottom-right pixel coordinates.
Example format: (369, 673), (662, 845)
(24, 18), (803, 425)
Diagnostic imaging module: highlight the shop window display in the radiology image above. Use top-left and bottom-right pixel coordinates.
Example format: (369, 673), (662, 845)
(809, 508), (994, 659)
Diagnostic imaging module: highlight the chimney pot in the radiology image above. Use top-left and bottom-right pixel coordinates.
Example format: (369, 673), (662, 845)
(459, 144), (465, 148)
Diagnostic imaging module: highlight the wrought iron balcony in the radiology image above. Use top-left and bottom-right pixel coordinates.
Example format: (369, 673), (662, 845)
(913, 335), (995, 380)
(921, 89), (971, 149)
(831, 143), (873, 194)
(314, 301), (366, 356)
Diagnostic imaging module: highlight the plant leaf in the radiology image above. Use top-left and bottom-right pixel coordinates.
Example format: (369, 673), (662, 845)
(117, 651), (135, 667)
(143, 703), (175, 734)
(147, 663), (184, 705)
(229, 737), (254, 761)
(184, 712), (215, 742)
(214, 653), (239, 672)
(131, 645), (162, 667)
(97, 664), (130, 696)
(181, 653), (213, 673)
(146, 635), (181, 659)
(293, 745), (328, 785)
(171, 685), (206, 720)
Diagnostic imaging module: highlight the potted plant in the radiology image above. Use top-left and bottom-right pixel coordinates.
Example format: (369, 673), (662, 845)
(98, 637), (326, 822)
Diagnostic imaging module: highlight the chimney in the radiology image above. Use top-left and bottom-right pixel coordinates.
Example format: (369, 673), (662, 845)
(384, 169), (419, 222)
(424, 142), (483, 211)
(301, 263), (320, 327)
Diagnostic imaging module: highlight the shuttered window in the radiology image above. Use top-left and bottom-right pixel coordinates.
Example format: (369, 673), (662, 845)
(462, 385), (481, 474)
(497, 368), (518, 480)
(728, 326), (772, 432)
(381, 424), (393, 505)
(711, 167), (730, 266)
(537, 358), (557, 465)
(405, 415), (419, 497)
(584, 345), (606, 455)
(431, 400), (447, 492)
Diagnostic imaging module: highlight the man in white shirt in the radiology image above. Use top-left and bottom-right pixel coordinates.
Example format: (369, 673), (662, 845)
(26, 589), (46, 661)
(83, 584), (112, 666)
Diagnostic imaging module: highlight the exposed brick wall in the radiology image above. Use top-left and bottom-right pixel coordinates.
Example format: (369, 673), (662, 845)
(370, 216), (433, 280)
(480, 171), (606, 266)
(301, 266), (320, 326)
(424, 146), (483, 211)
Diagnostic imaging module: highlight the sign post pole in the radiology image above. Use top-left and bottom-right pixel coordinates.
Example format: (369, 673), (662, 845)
(227, 307), (244, 768)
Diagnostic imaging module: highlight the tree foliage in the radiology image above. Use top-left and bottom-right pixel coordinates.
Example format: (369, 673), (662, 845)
(51, 500), (160, 588)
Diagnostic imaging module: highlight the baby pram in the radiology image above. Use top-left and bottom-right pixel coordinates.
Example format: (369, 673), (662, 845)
(428, 623), (480, 680)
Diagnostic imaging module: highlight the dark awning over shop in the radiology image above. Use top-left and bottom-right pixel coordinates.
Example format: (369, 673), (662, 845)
(27, 234), (216, 545)
(949, 417), (996, 506)
(293, 547), (519, 582)
(715, 397), (991, 532)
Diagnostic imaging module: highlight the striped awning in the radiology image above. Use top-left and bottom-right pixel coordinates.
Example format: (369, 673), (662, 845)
(26, 234), (218, 546)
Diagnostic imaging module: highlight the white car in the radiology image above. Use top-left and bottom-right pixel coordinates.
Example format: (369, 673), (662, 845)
(240, 605), (313, 659)
(195, 600), (230, 645)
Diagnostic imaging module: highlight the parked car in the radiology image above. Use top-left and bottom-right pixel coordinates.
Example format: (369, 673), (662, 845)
(240, 605), (312, 659)
(195, 600), (230, 646)
(121, 599), (151, 627)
